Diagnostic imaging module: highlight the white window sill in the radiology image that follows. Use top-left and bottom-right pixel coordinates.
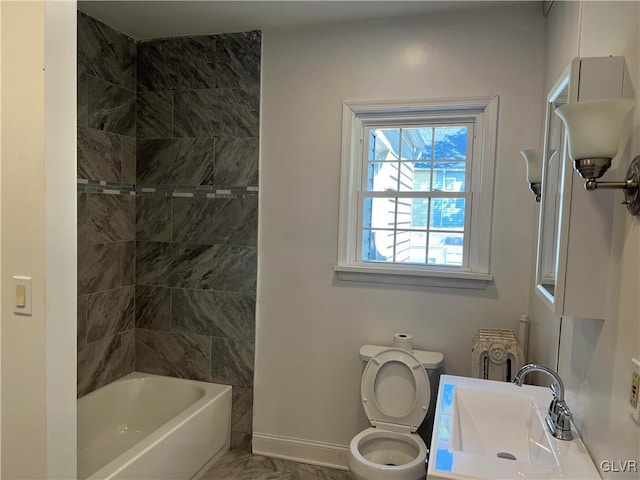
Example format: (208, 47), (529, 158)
(334, 264), (493, 289)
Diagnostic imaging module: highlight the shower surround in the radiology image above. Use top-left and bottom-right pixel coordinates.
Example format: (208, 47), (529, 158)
(77, 12), (136, 397)
(76, 11), (260, 450)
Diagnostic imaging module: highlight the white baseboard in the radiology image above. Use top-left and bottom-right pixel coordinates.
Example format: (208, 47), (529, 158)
(252, 432), (349, 471)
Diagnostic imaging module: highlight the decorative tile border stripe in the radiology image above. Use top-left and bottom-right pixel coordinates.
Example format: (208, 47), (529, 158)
(78, 179), (137, 196)
(77, 179), (258, 198)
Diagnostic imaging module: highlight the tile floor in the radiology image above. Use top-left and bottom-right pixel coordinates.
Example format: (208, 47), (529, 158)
(201, 449), (354, 479)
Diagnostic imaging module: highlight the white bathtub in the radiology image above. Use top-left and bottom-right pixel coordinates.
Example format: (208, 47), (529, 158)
(78, 372), (231, 480)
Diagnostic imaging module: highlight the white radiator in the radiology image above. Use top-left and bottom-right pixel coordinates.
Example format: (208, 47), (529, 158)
(472, 328), (524, 382)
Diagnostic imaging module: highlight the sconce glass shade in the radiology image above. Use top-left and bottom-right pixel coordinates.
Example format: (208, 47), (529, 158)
(555, 98), (635, 161)
(521, 149), (543, 183)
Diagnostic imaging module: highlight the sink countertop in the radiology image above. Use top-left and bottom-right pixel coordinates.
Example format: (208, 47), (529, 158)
(427, 374), (601, 480)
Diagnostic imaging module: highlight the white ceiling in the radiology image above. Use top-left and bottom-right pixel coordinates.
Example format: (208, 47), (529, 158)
(78, 0), (530, 41)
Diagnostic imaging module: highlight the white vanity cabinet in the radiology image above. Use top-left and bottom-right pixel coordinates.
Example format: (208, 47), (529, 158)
(537, 56), (629, 320)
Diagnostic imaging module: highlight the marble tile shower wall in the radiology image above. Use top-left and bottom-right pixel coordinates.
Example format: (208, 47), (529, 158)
(77, 12), (136, 397)
(135, 32), (260, 449)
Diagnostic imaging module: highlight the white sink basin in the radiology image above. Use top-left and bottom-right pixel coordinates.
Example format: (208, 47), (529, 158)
(427, 375), (600, 480)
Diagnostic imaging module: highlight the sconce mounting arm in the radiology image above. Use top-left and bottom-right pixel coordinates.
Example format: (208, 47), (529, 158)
(582, 156), (640, 215)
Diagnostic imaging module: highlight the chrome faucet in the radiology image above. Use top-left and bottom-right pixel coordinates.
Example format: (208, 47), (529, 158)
(513, 364), (573, 441)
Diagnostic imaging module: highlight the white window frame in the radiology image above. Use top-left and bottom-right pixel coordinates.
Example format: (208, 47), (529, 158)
(335, 97), (498, 289)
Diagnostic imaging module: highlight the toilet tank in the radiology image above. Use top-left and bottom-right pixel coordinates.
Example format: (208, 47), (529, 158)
(359, 345), (444, 370)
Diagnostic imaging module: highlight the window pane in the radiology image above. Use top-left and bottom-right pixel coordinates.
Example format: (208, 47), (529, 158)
(397, 162), (415, 192)
(430, 198), (465, 231)
(410, 197), (428, 228)
(361, 229), (395, 262)
(398, 162), (432, 192)
(393, 230), (413, 263)
(369, 128), (399, 161)
(395, 197), (413, 231)
(427, 244), (447, 266)
(362, 229), (434, 264)
(366, 162), (400, 192)
(434, 126), (467, 160)
(429, 232), (464, 266)
(408, 231), (427, 263)
(431, 161), (466, 192)
(362, 197), (372, 230)
(363, 197), (398, 229)
(401, 127), (433, 161)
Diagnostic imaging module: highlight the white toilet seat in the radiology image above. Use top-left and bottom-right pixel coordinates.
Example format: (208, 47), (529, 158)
(361, 348), (431, 432)
(349, 347), (435, 480)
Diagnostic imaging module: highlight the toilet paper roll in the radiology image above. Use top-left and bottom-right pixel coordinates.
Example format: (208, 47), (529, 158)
(392, 333), (413, 351)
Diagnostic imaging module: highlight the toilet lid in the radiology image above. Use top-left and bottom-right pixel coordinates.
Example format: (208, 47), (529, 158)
(361, 348), (430, 433)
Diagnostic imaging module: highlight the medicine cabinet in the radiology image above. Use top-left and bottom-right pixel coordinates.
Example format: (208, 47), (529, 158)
(536, 56), (628, 320)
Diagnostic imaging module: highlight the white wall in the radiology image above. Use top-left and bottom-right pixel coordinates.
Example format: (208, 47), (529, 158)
(0, 2), (4, 472)
(1, 3), (48, 475)
(1, 1), (77, 477)
(530, 1), (640, 477)
(255, 3), (545, 465)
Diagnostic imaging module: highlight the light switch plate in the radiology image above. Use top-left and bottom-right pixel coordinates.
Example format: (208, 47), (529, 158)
(12, 276), (32, 316)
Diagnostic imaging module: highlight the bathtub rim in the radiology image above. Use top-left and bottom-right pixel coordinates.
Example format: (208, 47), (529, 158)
(79, 372), (232, 480)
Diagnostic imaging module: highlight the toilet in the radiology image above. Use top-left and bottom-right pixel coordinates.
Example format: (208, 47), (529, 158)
(348, 345), (444, 480)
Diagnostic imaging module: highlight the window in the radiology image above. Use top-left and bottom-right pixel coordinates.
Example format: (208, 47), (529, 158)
(336, 98), (498, 288)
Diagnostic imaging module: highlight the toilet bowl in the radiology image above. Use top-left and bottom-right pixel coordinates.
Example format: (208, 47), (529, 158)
(348, 346), (444, 480)
(349, 427), (428, 480)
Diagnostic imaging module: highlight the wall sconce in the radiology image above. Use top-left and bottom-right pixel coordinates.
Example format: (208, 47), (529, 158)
(521, 149), (543, 201)
(555, 98), (639, 214)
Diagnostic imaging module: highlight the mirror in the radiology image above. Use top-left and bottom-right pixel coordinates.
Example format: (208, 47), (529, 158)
(536, 72), (570, 304)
